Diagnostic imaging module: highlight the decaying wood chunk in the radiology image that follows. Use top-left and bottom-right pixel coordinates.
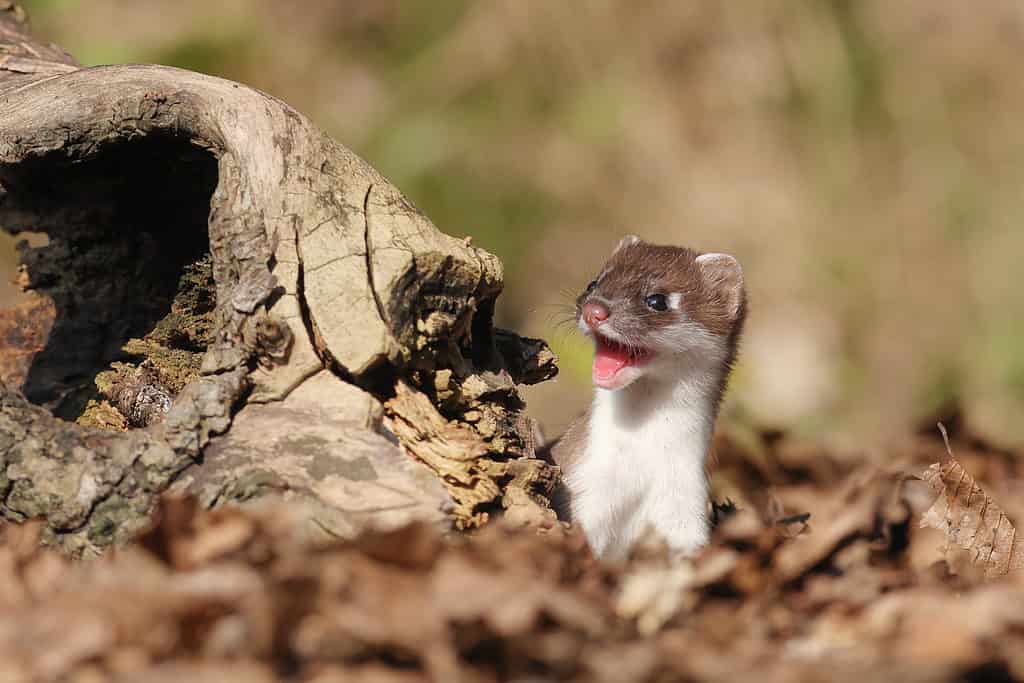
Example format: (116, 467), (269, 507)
(0, 3), (559, 551)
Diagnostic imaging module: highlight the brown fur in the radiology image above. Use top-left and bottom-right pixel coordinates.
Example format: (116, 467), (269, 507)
(547, 410), (589, 520)
(582, 240), (745, 339)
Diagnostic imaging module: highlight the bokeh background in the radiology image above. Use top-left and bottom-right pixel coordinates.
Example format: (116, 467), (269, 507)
(11, 0), (1024, 446)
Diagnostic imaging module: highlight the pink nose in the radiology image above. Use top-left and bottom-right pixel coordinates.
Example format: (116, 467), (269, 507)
(582, 302), (609, 328)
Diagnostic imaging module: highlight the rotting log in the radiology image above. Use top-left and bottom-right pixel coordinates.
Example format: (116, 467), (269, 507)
(0, 3), (558, 555)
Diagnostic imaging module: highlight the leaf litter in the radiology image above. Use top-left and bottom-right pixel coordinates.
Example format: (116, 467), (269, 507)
(3, 420), (1024, 682)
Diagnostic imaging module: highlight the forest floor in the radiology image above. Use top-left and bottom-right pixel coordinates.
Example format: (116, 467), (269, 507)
(2, 413), (1022, 682)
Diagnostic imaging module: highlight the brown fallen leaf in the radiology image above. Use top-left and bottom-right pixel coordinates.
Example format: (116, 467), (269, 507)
(919, 424), (1024, 578)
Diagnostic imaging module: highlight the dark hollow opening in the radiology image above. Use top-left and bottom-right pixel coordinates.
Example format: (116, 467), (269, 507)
(0, 132), (218, 425)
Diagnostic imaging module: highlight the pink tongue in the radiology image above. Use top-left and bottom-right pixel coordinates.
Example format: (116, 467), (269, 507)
(593, 343), (632, 381)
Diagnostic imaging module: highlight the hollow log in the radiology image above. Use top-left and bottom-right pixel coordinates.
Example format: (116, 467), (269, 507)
(0, 4), (558, 555)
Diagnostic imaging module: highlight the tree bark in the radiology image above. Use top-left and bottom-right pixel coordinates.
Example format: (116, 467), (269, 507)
(0, 3), (558, 555)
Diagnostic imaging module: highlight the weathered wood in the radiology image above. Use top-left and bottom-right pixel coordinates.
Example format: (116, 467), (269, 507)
(0, 3), (558, 553)
(173, 371), (454, 542)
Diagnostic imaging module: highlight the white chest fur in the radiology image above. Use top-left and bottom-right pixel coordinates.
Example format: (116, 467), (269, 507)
(568, 369), (718, 560)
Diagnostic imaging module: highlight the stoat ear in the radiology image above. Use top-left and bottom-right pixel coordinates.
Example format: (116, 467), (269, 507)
(696, 252), (745, 319)
(613, 234), (642, 253)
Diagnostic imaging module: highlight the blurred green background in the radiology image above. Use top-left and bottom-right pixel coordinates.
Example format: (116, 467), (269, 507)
(12, 0), (1024, 445)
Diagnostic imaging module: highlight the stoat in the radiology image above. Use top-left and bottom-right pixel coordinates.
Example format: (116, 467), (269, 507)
(551, 235), (746, 560)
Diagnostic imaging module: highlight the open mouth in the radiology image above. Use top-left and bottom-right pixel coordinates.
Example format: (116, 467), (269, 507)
(592, 332), (653, 387)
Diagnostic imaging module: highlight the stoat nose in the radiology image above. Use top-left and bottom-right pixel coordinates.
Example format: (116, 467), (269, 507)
(582, 301), (609, 328)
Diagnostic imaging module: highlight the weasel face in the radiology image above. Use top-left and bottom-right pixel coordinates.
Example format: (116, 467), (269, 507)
(575, 235), (746, 391)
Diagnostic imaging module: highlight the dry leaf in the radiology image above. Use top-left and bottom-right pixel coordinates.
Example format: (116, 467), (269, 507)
(919, 425), (1024, 578)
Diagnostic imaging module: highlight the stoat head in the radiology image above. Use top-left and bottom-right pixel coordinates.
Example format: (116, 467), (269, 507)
(575, 235), (746, 391)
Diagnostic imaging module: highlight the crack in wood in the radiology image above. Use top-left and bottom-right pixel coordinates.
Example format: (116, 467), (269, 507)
(362, 183), (389, 328)
(293, 226), (323, 366)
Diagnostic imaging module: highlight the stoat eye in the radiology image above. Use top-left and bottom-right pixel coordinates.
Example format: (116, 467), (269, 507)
(584, 279), (598, 294)
(645, 293), (668, 311)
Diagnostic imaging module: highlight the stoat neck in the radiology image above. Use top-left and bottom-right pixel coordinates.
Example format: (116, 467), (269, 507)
(593, 359), (724, 460)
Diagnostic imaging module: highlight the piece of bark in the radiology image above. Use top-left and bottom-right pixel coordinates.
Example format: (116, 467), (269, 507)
(0, 293), (53, 390)
(0, 3), (558, 551)
(0, 388), (183, 556)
